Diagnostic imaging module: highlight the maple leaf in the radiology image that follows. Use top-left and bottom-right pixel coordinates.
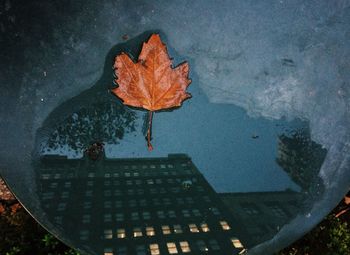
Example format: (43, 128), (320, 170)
(111, 34), (191, 150)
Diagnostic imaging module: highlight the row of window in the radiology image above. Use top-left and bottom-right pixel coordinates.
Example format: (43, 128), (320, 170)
(102, 238), (244, 255)
(103, 221), (230, 239)
(100, 177), (198, 186)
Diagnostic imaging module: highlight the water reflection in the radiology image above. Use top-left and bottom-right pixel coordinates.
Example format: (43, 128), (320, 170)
(36, 153), (247, 255)
(43, 101), (137, 154)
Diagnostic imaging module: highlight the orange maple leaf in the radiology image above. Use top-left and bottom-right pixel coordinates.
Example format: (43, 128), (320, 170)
(111, 34), (192, 150)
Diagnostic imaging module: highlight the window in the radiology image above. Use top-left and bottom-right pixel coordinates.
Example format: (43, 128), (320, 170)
(149, 244), (160, 255)
(167, 242), (178, 254)
(192, 209), (201, 217)
(64, 181), (71, 188)
(186, 197), (194, 204)
(267, 204), (287, 218)
(177, 197), (184, 204)
(174, 225), (183, 234)
(83, 201), (91, 209)
(126, 180), (133, 185)
(129, 200), (137, 207)
(163, 198), (171, 205)
(104, 190), (111, 197)
(189, 224), (199, 233)
(162, 225), (171, 234)
(201, 223), (210, 232)
(231, 238), (244, 248)
(85, 190), (93, 197)
(135, 179), (142, 185)
(104, 173), (111, 178)
(211, 207), (220, 215)
(113, 173), (120, 178)
(113, 180), (120, 185)
(157, 211), (165, 219)
(115, 213), (124, 222)
(82, 215), (90, 224)
(240, 202), (260, 215)
(54, 216), (62, 224)
(79, 230), (89, 241)
(104, 214), (112, 222)
(196, 240), (207, 252)
(168, 210), (176, 218)
(136, 245), (146, 255)
(104, 248), (113, 255)
(160, 164), (166, 168)
(142, 211), (151, 220)
(115, 201), (122, 208)
(203, 196), (211, 202)
(182, 210), (190, 217)
(146, 227), (155, 236)
(133, 227), (143, 237)
(220, 221), (231, 230)
(104, 180), (111, 186)
(50, 182), (58, 188)
(115, 247), (127, 255)
(137, 189), (144, 195)
(114, 190), (122, 196)
(127, 189), (134, 195)
(139, 199), (147, 206)
(57, 203), (66, 211)
(87, 172), (95, 178)
(104, 201), (112, 208)
(104, 229), (113, 239)
(180, 241), (191, 253)
(150, 188), (157, 194)
(147, 179), (154, 184)
(125, 172), (131, 177)
(167, 178), (174, 184)
(209, 239), (220, 250)
(153, 198), (160, 205)
(155, 179), (162, 184)
(117, 229), (126, 238)
(131, 212), (139, 221)
(159, 188), (166, 194)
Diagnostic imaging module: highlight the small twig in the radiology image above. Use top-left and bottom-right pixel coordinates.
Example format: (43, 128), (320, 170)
(147, 111), (153, 151)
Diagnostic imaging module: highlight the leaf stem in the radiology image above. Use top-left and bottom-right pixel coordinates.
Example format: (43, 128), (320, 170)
(147, 111), (153, 151)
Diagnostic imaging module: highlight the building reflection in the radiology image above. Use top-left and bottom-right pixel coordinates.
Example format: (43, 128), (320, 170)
(276, 129), (327, 191)
(37, 153), (248, 255)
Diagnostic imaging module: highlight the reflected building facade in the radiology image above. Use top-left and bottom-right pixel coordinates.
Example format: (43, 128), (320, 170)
(276, 131), (327, 191)
(37, 153), (247, 255)
(220, 190), (302, 247)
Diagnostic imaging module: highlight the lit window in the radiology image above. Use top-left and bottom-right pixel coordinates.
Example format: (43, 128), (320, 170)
(150, 164), (156, 169)
(104, 248), (113, 255)
(88, 172), (95, 178)
(162, 225), (171, 234)
(146, 227), (155, 236)
(209, 239), (220, 250)
(196, 240), (207, 252)
(231, 238), (244, 248)
(147, 179), (154, 184)
(143, 211), (151, 220)
(201, 223), (210, 232)
(189, 224), (199, 233)
(168, 164), (174, 168)
(160, 164), (166, 168)
(133, 172), (140, 177)
(220, 221), (231, 230)
(150, 244), (160, 255)
(117, 229), (126, 238)
(133, 227), (143, 237)
(180, 241), (191, 253)
(104, 173), (111, 178)
(125, 172), (131, 177)
(104, 229), (113, 239)
(41, 173), (50, 179)
(167, 242), (178, 254)
(174, 225), (183, 234)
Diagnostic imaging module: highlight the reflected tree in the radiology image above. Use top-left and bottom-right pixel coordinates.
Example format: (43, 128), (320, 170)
(43, 102), (137, 153)
(276, 128), (327, 191)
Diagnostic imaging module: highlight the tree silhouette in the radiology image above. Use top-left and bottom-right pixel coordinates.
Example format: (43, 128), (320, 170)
(43, 101), (137, 153)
